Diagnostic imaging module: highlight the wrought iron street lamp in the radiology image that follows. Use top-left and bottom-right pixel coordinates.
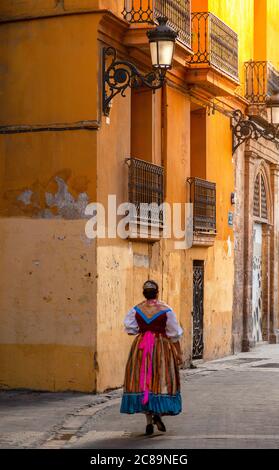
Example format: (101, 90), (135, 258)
(147, 16), (178, 72)
(231, 92), (279, 153)
(103, 17), (178, 116)
(266, 93), (279, 125)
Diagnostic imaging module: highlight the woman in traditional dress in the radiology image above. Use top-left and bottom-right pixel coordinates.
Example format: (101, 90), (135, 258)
(120, 280), (183, 435)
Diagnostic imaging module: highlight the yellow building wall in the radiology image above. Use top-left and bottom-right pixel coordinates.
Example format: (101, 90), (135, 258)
(206, 112), (234, 242)
(0, 0), (259, 392)
(204, 111), (234, 359)
(254, 0), (267, 61)
(209, 0), (254, 94)
(189, 242), (234, 360)
(189, 108), (234, 360)
(192, 0), (208, 11)
(94, 83), (194, 392)
(95, 74), (132, 392)
(0, 218), (97, 392)
(0, 1), (122, 19)
(254, 0), (279, 65)
(163, 85), (192, 370)
(0, 131), (98, 392)
(165, 86), (190, 204)
(190, 109), (206, 179)
(266, 0), (279, 66)
(190, 1), (251, 359)
(0, 11), (100, 391)
(97, 82), (233, 384)
(0, 13), (102, 127)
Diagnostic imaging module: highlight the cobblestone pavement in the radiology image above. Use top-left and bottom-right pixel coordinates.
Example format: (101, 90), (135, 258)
(1, 344), (279, 449)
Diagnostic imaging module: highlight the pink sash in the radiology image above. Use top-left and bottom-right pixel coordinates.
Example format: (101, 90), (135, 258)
(138, 331), (155, 404)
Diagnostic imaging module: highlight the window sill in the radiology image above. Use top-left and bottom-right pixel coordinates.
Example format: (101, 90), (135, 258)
(127, 220), (165, 241)
(192, 231), (217, 247)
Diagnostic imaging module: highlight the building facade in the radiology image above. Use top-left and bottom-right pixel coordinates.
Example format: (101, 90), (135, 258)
(0, 0), (278, 392)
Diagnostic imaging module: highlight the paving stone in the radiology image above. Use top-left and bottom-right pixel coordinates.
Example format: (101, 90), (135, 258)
(0, 344), (279, 449)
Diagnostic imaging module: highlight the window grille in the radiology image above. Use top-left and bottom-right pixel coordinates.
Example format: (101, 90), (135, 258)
(126, 157), (164, 226)
(187, 177), (217, 233)
(254, 173), (268, 221)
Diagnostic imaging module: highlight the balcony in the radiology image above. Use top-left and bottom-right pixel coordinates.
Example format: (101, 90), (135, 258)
(189, 12), (239, 82)
(122, 0), (191, 50)
(126, 157), (164, 239)
(245, 60), (279, 105)
(187, 177), (217, 246)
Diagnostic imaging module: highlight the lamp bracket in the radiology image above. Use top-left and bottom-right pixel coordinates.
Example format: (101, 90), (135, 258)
(102, 47), (166, 116)
(232, 109), (279, 153)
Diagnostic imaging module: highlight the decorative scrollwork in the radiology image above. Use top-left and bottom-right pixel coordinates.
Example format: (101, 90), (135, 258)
(103, 47), (166, 116)
(232, 109), (279, 153)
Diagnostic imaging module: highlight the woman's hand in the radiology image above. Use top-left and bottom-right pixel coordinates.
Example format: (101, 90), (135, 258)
(176, 353), (183, 366)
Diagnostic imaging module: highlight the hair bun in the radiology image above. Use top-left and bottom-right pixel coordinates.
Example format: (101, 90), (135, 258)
(143, 280), (158, 291)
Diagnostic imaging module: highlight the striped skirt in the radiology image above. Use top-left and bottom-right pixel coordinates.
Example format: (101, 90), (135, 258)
(120, 333), (182, 416)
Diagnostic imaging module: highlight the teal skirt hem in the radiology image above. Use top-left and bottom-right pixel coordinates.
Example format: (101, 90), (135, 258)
(120, 392), (182, 416)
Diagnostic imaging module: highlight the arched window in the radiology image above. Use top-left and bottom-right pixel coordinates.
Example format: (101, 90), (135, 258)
(253, 173), (268, 221)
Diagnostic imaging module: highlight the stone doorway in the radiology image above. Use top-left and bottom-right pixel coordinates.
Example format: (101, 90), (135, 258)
(241, 156), (276, 352)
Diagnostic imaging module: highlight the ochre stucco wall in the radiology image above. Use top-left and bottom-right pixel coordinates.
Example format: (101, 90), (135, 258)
(206, 112), (235, 242)
(189, 242), (234, 360)
(94, 78), (234, 391)
(0, 1), (259, 392)
(95, 73), (132, 392)
(0, 11), (100, 391)
(254, 0), (267, 61)
(0, 1), (121, 19)
(0, 131), (98, 392)
(94, 83), (194, 392)
(209, 0), (254, 93)
(0, 218), (97, 391)
(266, 0), (279, 67)
(0, 132), (97, 217)
(254, 0), (279, 66)
(0, 13), (102, 126)
(189, 108), (234, 361)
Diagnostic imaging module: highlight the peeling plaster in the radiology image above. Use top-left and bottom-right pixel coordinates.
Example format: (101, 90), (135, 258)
(17, 190), (33, 205)
(45, 177), (89, 219)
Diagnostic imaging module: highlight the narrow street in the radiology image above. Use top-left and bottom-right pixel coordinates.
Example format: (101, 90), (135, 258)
(1, 344), (279, 450)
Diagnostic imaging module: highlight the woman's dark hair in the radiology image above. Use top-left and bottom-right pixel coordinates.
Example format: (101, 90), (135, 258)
(143, 280), (159, 300)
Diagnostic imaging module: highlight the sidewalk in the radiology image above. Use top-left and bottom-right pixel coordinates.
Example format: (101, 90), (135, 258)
(1, 343), (279, 449)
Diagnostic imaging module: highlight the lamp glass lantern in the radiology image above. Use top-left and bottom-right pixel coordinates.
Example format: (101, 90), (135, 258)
(266, 93), (279, 125)
(147, 17), (178, 73)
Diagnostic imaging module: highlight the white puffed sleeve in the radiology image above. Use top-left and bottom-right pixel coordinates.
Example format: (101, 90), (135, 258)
(165, 309), (183, 342)
(123, 307), (139, 335)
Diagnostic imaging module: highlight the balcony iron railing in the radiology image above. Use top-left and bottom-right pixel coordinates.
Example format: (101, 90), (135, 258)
(126, 157), (164, 226)
(245, 60), (279, 104)
(190, 12), (239, 81)
(122, 0), (191, 49)
(187, 177), (216, 233)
